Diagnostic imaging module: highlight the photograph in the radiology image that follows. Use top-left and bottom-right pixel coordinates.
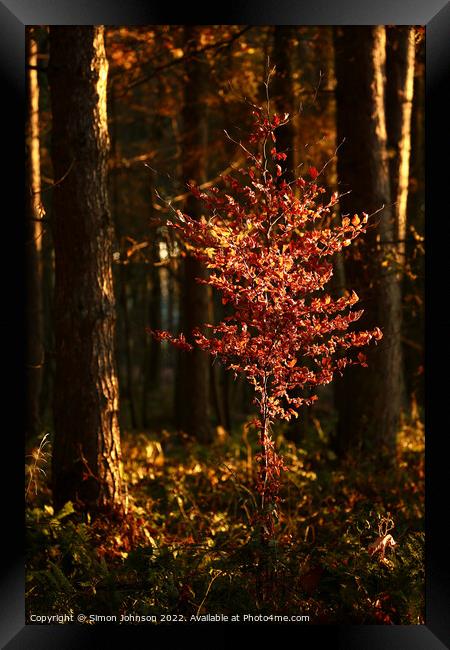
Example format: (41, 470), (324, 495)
(23, 23), (427, 629)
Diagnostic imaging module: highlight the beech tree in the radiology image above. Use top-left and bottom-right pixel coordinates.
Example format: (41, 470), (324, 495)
(151, 105), (382, 537)
(49, 26), (124, 514)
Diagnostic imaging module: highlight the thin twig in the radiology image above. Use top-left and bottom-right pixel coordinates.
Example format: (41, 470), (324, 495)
(39, 159), (75, 194)
(196, 570), (222, 616)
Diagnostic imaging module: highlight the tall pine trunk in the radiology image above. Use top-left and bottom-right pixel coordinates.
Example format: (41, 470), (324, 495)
(333, 27), (403, 461)
(175, 26), (211, 442)
(25, 28), (44, 442)
(386, 26), (416, 269)
(272, 26), (297, 181)
(403, 35), (424, 404)
(49, 26), (124, 514)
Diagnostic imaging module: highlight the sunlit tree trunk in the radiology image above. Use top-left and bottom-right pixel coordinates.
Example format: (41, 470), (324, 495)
(403, 35), (424, 404)
(49, 26), (124, 514)
(386, 26), (416, 269)
(333, 27), (403, 461)
(176, 25), (211, 442)
(25, 28), (44, 442)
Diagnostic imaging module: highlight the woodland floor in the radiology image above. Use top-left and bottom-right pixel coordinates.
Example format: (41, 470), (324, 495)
(26, 412), (424, 625)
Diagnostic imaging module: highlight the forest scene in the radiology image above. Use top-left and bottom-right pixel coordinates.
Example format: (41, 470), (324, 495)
(26, 24), (425, 625)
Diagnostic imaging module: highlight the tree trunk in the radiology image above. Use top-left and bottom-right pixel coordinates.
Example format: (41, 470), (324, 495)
(333, 27), (403, 461)
(271, 26), (297, 181)
(403, 36), (424, 405)
(176, 26), (211, 442)
(148, 193), (162, 392)
(386, 26), (416, 268)
(118, 264), (138, 429)
(272, 26), (306, 443)
(142, 226), (162, 427)
(49, 26), (124, 514)
(25, 28), (44, 442)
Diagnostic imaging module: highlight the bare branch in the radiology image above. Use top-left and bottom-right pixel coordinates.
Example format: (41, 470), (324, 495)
(119, 26), (253, 94)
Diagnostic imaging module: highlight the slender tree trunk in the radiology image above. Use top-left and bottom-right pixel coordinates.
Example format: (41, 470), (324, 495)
(142, 226), (162, 427)
(210, 363), (225, 428)
(119, 265), (138, 429)
(333, 27), (403, 461)
(215, 293), (232, 432)
(167, 264), (176, 333)
(176, 26), (211, 442)
(149, 190), (162, 391)
(208, 289), (227, 431)
(386, 26), (416, 268)
(49, 26), (124, 514)
(25, 28), (44, 442)
(222, 367), (231, 432)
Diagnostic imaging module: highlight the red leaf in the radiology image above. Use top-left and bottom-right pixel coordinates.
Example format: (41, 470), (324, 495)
(357, 352), (368, 367)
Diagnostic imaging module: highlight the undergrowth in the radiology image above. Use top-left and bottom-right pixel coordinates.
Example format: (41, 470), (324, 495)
(26, 413), (424, 624)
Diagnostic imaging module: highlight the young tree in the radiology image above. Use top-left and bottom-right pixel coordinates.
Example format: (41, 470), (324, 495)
(151, 105), (382, 537)
(49, 26), (124, 514)
(333, 26), (403, 459)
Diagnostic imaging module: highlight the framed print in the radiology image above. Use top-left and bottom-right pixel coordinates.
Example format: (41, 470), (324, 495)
(2, 0), (448, 647)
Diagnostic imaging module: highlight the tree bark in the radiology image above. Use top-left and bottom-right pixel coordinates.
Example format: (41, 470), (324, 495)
(271, 26), (297, 181)
(118, 264), (138, 429)
(176, 26), (211, 442)
(386, 26), (416, 268)
(148, 192), (162, 392)
(49, 26), (124, 514)
(403, 36), (424, 405)
(25, 28), (44, 442)
(333, 27), (403, 460)
(272, 26), (308, 443)
(142, 225), (162, 427)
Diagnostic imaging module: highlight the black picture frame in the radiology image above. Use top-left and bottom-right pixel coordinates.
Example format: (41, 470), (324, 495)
(3, 1), (449, 647)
